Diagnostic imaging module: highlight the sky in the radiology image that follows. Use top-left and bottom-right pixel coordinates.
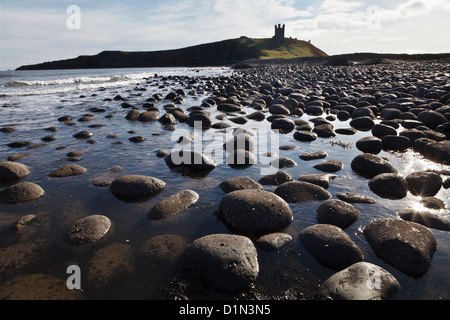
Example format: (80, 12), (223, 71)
(1, 0), (450, 70)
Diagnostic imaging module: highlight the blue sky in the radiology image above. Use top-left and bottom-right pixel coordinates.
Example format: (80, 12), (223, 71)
(1, 0), (449, 69)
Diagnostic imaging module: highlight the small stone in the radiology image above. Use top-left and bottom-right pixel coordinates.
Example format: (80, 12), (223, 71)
(351, 153), (398, 179)
(14, 214), (39, 231)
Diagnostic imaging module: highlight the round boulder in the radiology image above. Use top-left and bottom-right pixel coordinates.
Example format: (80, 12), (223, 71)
(110, 175), (166, 200)
(316, 262), (401, 300)
(364, 218), (437, 278)
(299, 224), (363, 270)
(0, 182), (44, 204)
(405, 171), (443, 197)
(182, 234), (259, 293)
(316, 199), (360, 229)
(218, 189), (293, 233)
(351, 153), (398, 178)
(382, 135), (412, 151)
(271, 118), (296, 134)
(66, 215), (112, 246)
(368, 173), (408, 200)
(274, 181), (331, 203)
(356, 136), (382, 154)
(0, 161), (30, 181)
(293, 130), (318, 142)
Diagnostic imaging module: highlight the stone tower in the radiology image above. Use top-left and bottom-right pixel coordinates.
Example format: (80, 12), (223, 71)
(274, 24), (285, 44)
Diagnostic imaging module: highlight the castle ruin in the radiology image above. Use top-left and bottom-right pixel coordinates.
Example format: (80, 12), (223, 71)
(274, 24), (285, 44)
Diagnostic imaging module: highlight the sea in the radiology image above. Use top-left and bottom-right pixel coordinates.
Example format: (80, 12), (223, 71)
(0, 67), (449, 300)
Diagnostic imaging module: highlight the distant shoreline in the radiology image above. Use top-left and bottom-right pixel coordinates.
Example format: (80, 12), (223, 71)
(14, 51), (450, 72)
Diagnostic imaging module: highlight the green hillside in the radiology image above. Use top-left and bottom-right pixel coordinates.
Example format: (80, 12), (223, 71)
(246, 37), (327, 60)
(16, 37), (328, 70)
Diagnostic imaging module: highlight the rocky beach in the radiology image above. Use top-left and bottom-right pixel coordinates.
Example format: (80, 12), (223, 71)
(0, 58), (449, 300)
